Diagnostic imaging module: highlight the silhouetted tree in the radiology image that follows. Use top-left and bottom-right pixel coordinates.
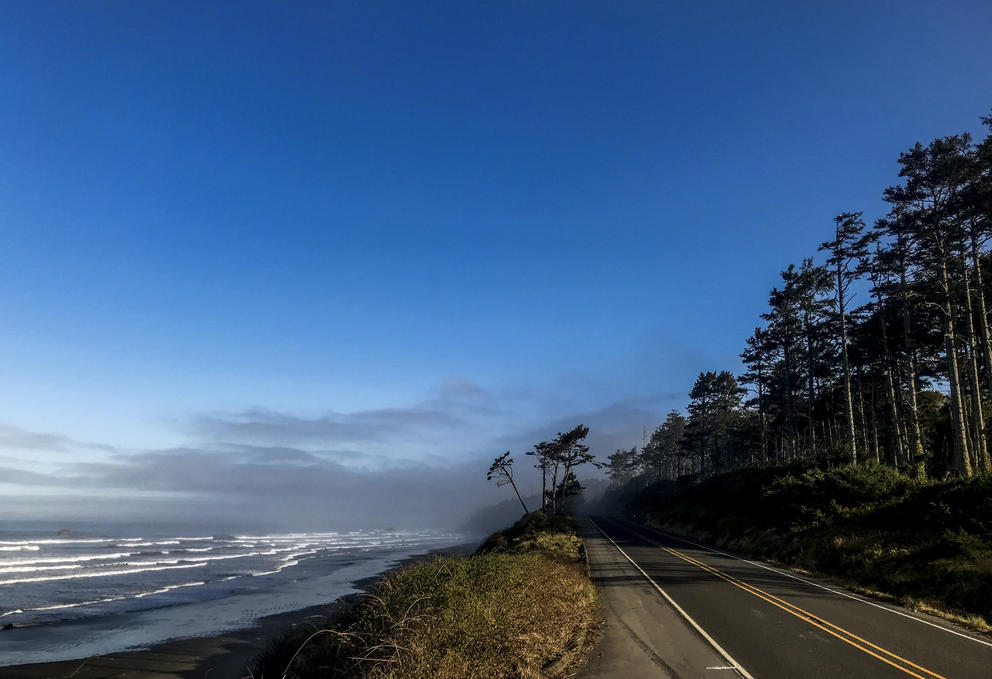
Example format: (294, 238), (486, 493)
(487, 452), (529, 515)
(820, 212), (867, 463)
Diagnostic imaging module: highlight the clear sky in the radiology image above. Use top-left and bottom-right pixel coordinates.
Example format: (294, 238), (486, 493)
(1, 1), (990, 527)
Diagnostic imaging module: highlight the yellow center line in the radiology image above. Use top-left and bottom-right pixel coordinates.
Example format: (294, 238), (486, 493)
(618, 524), (947, 679)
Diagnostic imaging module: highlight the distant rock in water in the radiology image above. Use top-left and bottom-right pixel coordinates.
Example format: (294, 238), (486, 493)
(2, 623), (14, 630)
(57, 528), (72, 537)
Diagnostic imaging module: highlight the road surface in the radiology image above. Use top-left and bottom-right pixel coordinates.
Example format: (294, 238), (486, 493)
(578, 517), (992, 679)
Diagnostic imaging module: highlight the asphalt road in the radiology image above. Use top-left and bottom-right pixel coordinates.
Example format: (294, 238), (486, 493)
(577, 517), (992, 679)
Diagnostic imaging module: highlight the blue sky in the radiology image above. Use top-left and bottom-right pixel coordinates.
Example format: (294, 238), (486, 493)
(1, 2), (990, 526)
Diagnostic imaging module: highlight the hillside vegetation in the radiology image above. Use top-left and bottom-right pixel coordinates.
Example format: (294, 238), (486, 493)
(611, 464), (992, 630)
(254, 512), (597, 679)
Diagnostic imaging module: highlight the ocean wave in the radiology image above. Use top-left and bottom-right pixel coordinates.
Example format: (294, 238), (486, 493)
(0, 527), (462, 633)
(0, 564), (83, 574)
(234, 532), (340, 540)
(132, 580), (207, 598)
(0, 561), (208, 586)
(250, 559), (299, 577)
(120, 541), (180, 547)
(0, 552), (134, 566)
(0, 538), (115, 545)
(13, 584), (207, 615)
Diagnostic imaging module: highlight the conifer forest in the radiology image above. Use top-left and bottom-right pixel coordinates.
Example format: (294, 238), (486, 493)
(608, 113), (992, 485)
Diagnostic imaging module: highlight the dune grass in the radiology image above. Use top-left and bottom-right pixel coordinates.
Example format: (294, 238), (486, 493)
(620, 464), (992, 631)
(253, 513), (598, 678)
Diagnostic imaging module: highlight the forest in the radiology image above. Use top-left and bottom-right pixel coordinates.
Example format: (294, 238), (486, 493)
(608, 112), (992, 485)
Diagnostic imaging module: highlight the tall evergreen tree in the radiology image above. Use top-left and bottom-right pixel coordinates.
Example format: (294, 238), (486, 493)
(820, 212), (868, 464)
(884, 137), (974, 476)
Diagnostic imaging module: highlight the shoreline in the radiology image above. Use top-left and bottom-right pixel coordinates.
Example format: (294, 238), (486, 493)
(1, 542), (478, 679)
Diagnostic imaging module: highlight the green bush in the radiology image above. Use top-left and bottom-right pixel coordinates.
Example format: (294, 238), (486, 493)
(622, 464), (992, 627)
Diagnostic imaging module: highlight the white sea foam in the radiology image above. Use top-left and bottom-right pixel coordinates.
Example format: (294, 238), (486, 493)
(119, 559), (183, 566)
(234, 532), (340, 540)
(0, 552), (133, 566)
(132, 580), (206, 598)
(0, 564), (82, 574)
(0, 561), (208, 586)
(124, 541), (180, 547)
(25, 582), (209, 612)
(251, 559), (299, 577)
(29, 596), (125, 612)
(7, 579), (207, 614)
(0, 527), (461, 637)
(0, 538), (114, 545)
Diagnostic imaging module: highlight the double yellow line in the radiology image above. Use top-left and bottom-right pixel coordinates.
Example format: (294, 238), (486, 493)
(620, 523), (947, 679)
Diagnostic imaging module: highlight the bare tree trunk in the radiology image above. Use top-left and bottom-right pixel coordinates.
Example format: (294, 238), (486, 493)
(836, 257), (858, 464)
(874, 291), (906, 467)
(970, 231), (992, 390)
(940, 256), (973, 477)
(540, 461), (547, 513)
(805, 312), (817, 460)
(549, 460), (560, 514)
(961, 251), (990, 472)
(960, 344), (978, 473)
(508, 473), (529, 515)
(783, 345), (796, 462)
(899, 269), (926, 474)
(869, 377), (881, 464)
(855, 365), (872, 463)
(758, 365), (768, 466)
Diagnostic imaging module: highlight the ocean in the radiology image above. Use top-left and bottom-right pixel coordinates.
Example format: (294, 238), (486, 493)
(0, 521), (463, 666)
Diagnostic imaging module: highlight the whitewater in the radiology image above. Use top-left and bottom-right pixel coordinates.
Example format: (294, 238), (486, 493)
(0, 523), (462, 665)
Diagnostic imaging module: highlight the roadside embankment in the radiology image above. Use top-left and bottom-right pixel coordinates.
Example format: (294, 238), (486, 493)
(255, 511), (599, 678)
(612, 464), (992, 631)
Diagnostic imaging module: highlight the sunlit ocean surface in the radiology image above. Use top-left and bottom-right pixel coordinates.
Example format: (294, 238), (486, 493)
(0, 521), (462, 665)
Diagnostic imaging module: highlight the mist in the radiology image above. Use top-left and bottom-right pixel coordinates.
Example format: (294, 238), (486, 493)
(0, 379), (679, 532)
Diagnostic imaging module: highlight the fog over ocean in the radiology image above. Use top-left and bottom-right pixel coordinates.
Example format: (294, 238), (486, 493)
(0, 521), (461, 665)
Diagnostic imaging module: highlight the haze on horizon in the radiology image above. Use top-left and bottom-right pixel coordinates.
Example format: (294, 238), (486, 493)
(1, 2), (990, 530)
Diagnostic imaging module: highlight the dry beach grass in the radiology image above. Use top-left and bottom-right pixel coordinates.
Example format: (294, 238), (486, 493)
(255, 512), (599, 679)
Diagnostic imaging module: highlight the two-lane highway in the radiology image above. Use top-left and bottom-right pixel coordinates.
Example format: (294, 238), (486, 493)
(578, 518), (992, 679)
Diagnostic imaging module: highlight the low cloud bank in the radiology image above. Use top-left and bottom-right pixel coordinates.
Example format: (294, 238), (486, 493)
(0, 380), (681, 530)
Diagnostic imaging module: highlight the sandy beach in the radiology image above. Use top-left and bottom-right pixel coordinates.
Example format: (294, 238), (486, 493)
(0, 543), (477, 679)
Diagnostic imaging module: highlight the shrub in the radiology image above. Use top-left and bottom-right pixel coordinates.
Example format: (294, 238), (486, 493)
(622, 463), (992, 626)
(255, 513), (598, 679)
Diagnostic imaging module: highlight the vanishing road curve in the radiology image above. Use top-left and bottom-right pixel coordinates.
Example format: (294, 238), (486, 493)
(577, 517), (992, 679)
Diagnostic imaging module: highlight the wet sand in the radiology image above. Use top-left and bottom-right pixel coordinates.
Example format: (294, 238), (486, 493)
(0, 543), (477, 679)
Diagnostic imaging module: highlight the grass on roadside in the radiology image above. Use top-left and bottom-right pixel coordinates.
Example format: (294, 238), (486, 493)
(254, 513), (598, 679)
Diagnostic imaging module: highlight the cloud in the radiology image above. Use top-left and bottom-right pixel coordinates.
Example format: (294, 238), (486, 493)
(8, 446), (499, 529)
(0, 377), (690, 529)
(0, 465), (68, 486)
(0, 424), (116, 454)
(190, 406), (467, 449)
(490, 391), (684, 455)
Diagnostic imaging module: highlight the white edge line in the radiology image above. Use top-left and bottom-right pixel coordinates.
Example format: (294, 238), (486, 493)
(618, 519), (992, 650)
(589, 518), (756, 679)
